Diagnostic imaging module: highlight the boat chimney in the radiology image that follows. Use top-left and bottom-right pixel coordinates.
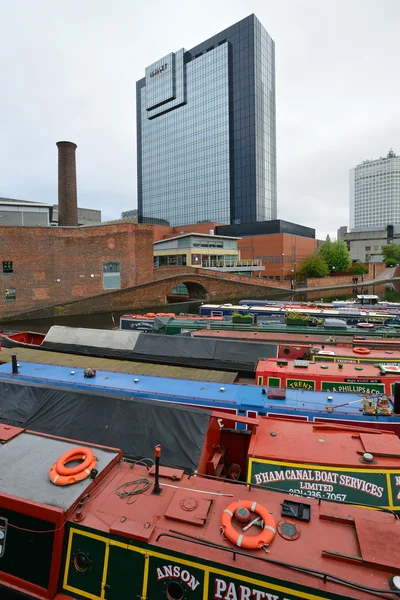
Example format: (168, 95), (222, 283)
(152, 444), (162, 495)
(394, 382), (400, 414)
(11, 353), (19, 375)
(57, 141), (78, 226)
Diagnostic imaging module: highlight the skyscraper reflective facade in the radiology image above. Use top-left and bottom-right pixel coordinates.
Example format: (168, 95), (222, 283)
(350, 150), (400, 230)
(137, 14), (276, 227)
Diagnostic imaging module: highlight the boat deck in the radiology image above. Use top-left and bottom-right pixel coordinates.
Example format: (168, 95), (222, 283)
(0, 347), (238, 383)
(0, 427), (119, 510)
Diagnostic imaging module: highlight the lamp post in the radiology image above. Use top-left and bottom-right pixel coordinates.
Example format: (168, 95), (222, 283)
(332, 266), (336, 278)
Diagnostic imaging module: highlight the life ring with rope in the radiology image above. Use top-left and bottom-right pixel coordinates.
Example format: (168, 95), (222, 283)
(220, 500), (276, 550)
(353, 347), (371, 355)
(49, 447), (96, 486)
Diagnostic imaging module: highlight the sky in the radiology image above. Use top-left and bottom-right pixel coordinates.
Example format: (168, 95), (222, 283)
(0, 0), (399, 240)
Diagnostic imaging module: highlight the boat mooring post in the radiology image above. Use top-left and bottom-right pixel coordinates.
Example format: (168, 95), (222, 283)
(152, 444), (162, 495)
(394, 382), (400, 414)
(11, 354), (18, 375)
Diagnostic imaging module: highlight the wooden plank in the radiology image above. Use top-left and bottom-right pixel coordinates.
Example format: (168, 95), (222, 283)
(0, 347), (238, 383)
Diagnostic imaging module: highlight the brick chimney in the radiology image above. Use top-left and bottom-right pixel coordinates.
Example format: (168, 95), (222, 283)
(57, 141), (78, 226)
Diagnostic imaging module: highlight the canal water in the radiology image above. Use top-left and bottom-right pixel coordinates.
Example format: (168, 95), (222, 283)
(2, 282), (400, 334)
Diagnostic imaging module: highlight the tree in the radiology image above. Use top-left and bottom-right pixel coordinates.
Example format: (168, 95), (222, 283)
(319, 235), (334, 269)
(385, 257), (397, 267)
(381, 244), (400, 264)
(352, 263), (369, 276)
(297, 252), (329, 279)
(330, 239), (352, 272)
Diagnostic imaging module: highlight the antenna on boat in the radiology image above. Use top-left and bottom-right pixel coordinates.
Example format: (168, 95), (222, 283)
(11, 354), (18, 375)
(152, 444), (162, 495)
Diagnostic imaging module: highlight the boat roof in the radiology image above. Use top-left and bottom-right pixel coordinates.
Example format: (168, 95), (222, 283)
(258, 358), (400, 378)
(357, 295), (379, 300)
(200, 303), (397, 318)
(312, 346), (400, 360)
(65, 459), (400, 599)
(249, 418), (400, 468)
(0, 360), (395, 417)
(0, 425), (120, 511)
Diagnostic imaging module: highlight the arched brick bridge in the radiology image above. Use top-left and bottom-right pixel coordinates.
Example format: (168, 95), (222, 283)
(9, 268), (291, 320)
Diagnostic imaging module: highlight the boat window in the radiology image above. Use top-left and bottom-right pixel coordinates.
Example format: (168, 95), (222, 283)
(73, 552), (90, 573)
(2, 261), (13, 274)
(166, 581), (184, 600)
(211, 311), (223, 316)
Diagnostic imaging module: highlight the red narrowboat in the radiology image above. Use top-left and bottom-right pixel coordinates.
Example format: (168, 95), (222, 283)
(256, 358), (400, 394)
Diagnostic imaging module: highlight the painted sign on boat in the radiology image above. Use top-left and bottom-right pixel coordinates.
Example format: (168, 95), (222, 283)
(248, 459), (400, 509)
(321, 380), (385, 394)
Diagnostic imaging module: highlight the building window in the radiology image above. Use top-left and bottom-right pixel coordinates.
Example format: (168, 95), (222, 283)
(5, 288), (16, 301)
(365, 246), (371, 251)
(2, 261), (13, 274)
(103, 262), (121, 290)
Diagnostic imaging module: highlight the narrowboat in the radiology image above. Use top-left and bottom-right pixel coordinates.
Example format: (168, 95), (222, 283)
(1, 407), (400, 599)
(1, 359), (400, 433)
(199, 302), (400, 326)
(310, 345), (400, 364)
(153, 315), (400, 337)
(256, 358), (400, 395)
(0, 326), (278, 377)
(240, 294), (400, 312)
(119, 312), (223, 332)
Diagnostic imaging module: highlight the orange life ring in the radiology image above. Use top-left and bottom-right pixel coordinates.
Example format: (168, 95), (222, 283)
(353, 347), (370, 355)
(221, 500), (276, 549)
(357, 322), (374, 328)
(49, 447), (96, 486)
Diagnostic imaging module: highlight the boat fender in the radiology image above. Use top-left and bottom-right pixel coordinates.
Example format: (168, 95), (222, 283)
(49, 447), (97, 486)
(221, 500), (276, 550)
(353, 347), (370, 355)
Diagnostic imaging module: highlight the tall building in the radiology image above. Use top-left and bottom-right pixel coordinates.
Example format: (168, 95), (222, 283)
(137, 14), (276, 227)
(349, 149), (400, 230)
(337, 225), (347, 240)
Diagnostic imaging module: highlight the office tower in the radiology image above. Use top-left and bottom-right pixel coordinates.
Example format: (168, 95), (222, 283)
(137, 14), (276, 227)
(350, 149), (400, 230)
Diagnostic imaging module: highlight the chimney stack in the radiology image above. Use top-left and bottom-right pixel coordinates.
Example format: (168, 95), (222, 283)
(57, 141), (78, 226)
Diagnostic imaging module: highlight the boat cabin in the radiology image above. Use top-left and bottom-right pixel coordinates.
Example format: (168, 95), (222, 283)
(1, 419), (400, 599)
(256, 357), (400, 395)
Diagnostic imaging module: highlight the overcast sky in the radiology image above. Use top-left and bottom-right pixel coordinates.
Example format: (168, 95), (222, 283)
(1, 0), (399, 239)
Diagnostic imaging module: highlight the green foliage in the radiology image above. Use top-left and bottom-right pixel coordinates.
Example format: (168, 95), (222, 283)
(297, 252), (330, 279)
(318, 235), (334, 267)
(330, 238), (352, 272)
(351, 263), (369, 275)
(385, 257), (397, 267)
(382, 244), (400, 263)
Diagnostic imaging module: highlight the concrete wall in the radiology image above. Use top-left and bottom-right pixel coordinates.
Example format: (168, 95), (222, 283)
(0, 223), (154, 317)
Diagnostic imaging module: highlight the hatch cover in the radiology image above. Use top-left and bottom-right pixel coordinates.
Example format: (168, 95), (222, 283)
(164, 489), (213, 526)
(359, 432), (400, 457)
(0, 424), (24, 443)
(355, 518), (400, 571)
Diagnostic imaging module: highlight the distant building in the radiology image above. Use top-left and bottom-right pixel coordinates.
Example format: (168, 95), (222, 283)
(344, 225), (398, 262)
(153, 219), (317, 281)
(137, 14), (276, 227)
(0, 197), (54, 226)
(350, 149), (400, 230)
(0, 197), (101, 227)
(337, 226), (347, 240)
(53, 205), (101, 226)
(153, 233), (264, 276)
(121, 209), (138, 219)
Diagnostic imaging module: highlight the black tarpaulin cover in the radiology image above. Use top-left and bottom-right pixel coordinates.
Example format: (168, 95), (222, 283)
(40, 326), (277, 373)
(0, 378), (211, 471)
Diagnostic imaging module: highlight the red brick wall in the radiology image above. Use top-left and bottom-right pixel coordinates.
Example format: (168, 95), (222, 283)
(152, 222), (222, 242)
(306, 262), (388, 288)
(238, 234), (318, 279)
(8, 271), (292, 320)
(0, 223), (154, 317)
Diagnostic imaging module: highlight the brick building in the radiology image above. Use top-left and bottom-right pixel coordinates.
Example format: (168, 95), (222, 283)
(0, 223), (154, 317)
(153, 220), (317, 281)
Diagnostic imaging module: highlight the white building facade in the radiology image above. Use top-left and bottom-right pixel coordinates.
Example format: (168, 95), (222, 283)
(350, 150), (400, 230)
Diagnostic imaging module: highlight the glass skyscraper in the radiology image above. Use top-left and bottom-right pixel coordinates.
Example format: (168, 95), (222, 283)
(137, 14), (276, 227)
